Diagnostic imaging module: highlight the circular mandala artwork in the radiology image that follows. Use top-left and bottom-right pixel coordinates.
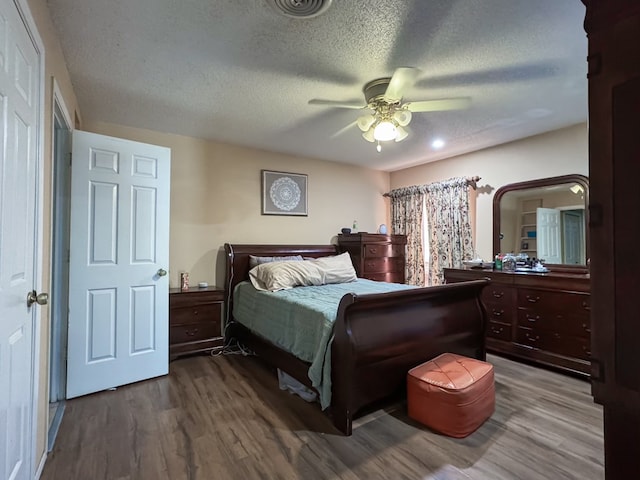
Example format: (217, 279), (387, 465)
(270, 176), (301, 211)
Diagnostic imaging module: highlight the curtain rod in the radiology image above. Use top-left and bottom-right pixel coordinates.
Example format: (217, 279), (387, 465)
(382, 176), (481, 197)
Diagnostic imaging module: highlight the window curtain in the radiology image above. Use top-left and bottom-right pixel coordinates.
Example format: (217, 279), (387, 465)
(389, 186), (426, 286)
(424, 177), (474, 285)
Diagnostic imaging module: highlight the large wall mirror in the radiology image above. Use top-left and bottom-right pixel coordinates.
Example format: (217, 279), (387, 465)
(493, 174), (589, 269)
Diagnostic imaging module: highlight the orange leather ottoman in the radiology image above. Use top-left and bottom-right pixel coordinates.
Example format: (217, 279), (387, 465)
(407, 352), (495, 438)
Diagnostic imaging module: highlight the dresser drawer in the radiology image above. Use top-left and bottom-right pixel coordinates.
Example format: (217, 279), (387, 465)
(481, 285), (516, 305)
(517, 309), (590, 338)
(170, 321), (221, 345)
(516, 326), (590, 360)
(517, 288), (590, 315)
(362, 257), (404, 274)
(483, 301), (515, 324)
(365, 272), (405, 283)
(170, 303), (221, 327)
(487, 321), (512, 342)
(363, 243), (405, 258)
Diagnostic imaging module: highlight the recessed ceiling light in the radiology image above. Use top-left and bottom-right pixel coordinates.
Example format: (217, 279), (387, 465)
(431, 139), (445, 149)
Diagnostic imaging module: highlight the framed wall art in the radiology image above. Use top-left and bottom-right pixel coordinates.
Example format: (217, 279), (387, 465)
(261, 170), (308, 216)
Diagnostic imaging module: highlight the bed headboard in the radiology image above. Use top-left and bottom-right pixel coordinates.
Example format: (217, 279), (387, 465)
(223, 243), (339, 320)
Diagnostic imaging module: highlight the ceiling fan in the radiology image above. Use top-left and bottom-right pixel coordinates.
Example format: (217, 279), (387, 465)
(309, 67), (471, 149)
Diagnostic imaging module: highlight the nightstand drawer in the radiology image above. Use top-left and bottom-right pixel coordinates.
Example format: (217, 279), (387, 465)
(170, 303), (221, 327)
(170, 321), (221, 345)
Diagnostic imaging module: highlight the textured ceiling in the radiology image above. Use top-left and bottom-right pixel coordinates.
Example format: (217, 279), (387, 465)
(47, 0), (587, 171)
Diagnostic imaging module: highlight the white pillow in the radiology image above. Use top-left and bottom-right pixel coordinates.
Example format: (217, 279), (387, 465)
(248, 253), (356, 292)
(249, 260), (324, 291)
(309, 252), (356, 284)
(248, 254), (303, 269)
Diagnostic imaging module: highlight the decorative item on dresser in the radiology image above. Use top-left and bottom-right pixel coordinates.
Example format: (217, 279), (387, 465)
(444, 268), (590, 377)
(169, 286), (224, 360)
(337, 232), (407, 283)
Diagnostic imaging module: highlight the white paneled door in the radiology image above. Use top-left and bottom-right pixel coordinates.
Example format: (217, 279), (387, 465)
(536, 207), (562, 264)
(66, 131), (171, 399)
(0, 0), (42, 478)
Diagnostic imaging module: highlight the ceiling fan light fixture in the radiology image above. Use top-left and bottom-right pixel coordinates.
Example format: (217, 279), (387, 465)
(362, 128), (376, 142)
(393, 109), (412, 127)
(356, 114), (375, 132)
(373, 121), (397, 141)
(395, 126), (408, 142)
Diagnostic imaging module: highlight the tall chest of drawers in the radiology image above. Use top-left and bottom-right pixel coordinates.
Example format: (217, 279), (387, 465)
(337, 233), (407, 283)
(444, 268), (590, 377)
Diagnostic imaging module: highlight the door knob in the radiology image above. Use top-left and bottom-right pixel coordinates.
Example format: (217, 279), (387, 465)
(27, 290), (49, 307)
(157, 268), (167, 277)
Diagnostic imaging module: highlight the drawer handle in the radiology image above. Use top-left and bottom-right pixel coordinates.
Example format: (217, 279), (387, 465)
(582, 301), (591, 311)
(492, 291), (504, 298)
(526, 295), (540, 303)
(525, 332), (540, 342)
(492, 309), (504, 317)
(366, 262), (376, 268)
(582, 322), (591, 334)
(368, 247), (378, 255)
(193, 309), (199, 316)
(491, 326), (504, 335)
(525, 314), (539, 322)
(583, 345), (591, 356)
(185, 328), (199, 337)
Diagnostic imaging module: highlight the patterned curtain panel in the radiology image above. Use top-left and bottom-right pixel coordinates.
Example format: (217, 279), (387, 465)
(388, 186), (426, 286)
(424, 177), (474, 285)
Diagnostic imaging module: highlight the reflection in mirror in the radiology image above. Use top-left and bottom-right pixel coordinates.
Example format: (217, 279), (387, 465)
(493, 175), (589, 267)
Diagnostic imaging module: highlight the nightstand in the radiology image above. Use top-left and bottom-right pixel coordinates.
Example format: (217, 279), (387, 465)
(169, 286), (224, 360)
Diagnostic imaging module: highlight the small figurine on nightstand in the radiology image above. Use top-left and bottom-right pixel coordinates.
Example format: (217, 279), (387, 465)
(180, 272), (189, 291)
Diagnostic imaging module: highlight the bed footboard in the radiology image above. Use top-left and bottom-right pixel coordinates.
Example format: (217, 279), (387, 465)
(330, 279), (489, 435)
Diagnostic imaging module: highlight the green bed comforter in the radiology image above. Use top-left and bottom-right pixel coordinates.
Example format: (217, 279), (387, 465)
(232, 278), (416, 409)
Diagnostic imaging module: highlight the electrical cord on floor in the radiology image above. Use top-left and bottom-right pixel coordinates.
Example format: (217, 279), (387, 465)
(210, 321), (255, 357)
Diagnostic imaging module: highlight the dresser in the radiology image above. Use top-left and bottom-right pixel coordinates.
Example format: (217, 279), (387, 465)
(169, 286), (224, 360)
(337, 233), (407, 283)
(444, 268), (591, 377)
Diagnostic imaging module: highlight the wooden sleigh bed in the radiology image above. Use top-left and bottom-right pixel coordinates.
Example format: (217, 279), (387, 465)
(224, 243), (489, 435)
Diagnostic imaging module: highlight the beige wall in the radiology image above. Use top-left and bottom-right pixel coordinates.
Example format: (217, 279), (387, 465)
(24, 0), (81, 470)
(390, 123), (588, 260)
(82, 121), (390, 288)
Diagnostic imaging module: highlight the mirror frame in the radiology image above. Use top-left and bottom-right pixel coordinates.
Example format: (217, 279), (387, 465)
(493, 174), (590, 272)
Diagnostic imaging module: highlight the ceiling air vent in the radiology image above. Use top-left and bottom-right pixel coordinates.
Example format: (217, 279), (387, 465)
(270, 0), (332, 18)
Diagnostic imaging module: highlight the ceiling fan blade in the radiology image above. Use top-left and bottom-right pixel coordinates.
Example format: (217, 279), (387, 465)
(330, 121), (358, 138)
(384, 67), (421, 103)
(308, 99), (366, 109)
(405, 97), (472, 112)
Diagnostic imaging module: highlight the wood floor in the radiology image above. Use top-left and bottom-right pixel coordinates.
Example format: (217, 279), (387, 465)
(41, 353), (604, 480)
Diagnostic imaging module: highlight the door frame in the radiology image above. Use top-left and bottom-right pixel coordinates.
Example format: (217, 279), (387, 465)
(9, 0), (47, 475)
(47, 78), (73, 450)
